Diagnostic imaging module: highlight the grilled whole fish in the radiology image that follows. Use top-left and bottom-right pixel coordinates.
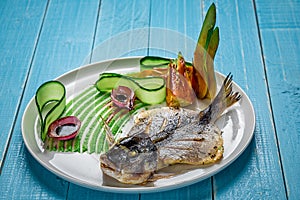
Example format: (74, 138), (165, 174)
(100, 74), (241, 184)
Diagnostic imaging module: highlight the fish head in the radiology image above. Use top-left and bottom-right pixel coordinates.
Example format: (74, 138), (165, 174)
(100, 131), (158, 184)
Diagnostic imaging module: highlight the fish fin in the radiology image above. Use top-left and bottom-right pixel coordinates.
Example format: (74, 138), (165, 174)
(199, 73), (241, 123)
(99, 114), (115, 146)
(147, 172), (174, 182)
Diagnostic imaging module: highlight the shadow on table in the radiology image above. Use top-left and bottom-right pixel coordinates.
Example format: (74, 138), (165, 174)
(24, 147), (69, 199)
(212, 138), (255, 195)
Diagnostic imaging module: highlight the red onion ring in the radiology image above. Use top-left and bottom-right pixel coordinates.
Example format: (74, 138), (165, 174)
(111, 86), (135, 110)
(47, 116), (81, 140)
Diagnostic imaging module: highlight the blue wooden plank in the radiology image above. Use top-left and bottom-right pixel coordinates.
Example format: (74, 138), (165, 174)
(141, 181), (211, 200)
(68, 0), (150, 198)
(67, 185), (139, 200)
(1, 0), (295, 199)
(255, 0), (300, 30)
(201, 0), (286, 199)
(0, 0), (47, 170)
(1, 129), (69, 199)
(0, 0), (100, 199)
(256, 0), (300, 199)
(260, 30), (300, 200)
(88, 0), (151, 64)
(145, 0), (286, 198)
(141, 0), (212, 199)
(148, 0), (202, 62)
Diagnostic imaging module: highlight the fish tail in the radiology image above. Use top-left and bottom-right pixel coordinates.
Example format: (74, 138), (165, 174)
(199, 73), (241, 123)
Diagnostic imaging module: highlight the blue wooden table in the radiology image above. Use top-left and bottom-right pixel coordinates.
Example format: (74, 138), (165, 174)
(1, 0), (299, 199)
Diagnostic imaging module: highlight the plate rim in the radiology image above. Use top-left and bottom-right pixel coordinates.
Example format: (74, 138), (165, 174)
(21, 56), (255, 193)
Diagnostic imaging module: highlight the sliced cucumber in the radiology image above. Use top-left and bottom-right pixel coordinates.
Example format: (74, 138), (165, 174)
(140, 56), (193, 70)
(35, 81), (66, 141)
(95, 73), (166, 105)
(140, 56), (170, 71)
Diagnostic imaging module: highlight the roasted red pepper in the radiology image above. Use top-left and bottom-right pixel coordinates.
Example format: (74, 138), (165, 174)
(166, 55), (196, 107)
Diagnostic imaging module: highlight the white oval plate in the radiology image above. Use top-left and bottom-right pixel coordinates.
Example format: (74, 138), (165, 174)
(22, 57), (255, 193)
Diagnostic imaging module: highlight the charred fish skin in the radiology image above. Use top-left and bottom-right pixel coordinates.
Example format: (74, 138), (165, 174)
(100, 131), (158, 184)
(156, 122), (223, 168)
(131, 74), (240, 145)
(155, 74), (239, 167)
(132, 107), (199, 139)
(100, 74), (240, 184)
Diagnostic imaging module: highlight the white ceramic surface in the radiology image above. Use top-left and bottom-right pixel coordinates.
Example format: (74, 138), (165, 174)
(22, 57), (255, 193)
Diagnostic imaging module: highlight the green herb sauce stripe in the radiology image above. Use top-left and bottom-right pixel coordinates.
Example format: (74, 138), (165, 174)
(112, 102), (146, 136)
(71, 93), (110, 144)
(45, 86), (149, 153)
(65, 87), (97, 115)
(46, 90), (110, 152)
(82, 101), (114, 153)
(78, 98), (112, 153)
(90, 109), (128, 153)
(95, 128), (106, 154)
(93, 107), (117, 153)
(85, 101), (147, 153)
(71, 92), (110, 118)
(95, 102), (147, 153)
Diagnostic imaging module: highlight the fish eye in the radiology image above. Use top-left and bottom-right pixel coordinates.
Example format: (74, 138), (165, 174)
(128, 150), (138, 157)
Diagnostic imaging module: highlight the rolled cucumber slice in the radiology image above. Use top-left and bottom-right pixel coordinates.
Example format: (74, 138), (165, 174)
(35, 81), (66, 141)
(95, 73), (166, 105)
(140, 56), (170, 71)
(140, 56), (193, 70)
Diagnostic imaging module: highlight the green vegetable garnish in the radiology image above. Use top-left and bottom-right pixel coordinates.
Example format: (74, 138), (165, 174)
(35, 81), (66, 141)
(95, 73), (166, 105)
(140, 56), (170, 71)
(193, 3), (219, 99)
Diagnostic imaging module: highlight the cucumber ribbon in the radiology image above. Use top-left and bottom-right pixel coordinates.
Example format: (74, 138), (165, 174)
(95, 73), (166, 105)
(35, 81), (66, 141)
